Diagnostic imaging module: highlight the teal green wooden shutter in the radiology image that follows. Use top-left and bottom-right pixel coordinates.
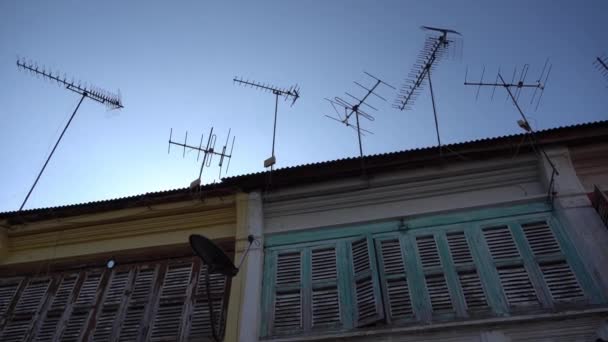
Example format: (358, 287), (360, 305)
(350, 237), (383, 327)
(271, 250), (303, 333)
(520, 221), (585, 303)
(375, 237), (413, 322)
(445, 231), (489, 312)
(311, 246), (341, 329)
(416, 235), (454, 314)
(483, 225), (540, 308)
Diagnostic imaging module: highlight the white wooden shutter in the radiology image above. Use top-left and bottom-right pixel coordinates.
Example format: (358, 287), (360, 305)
(272, 251), (302, 332)
(311, 247), (340, 328)
(416, 235), (453, 313)
(350, 238), (383, 327)
(446, 232), (488, 311)
(377, 238), (412, 320)
(483, 226), (539, 307)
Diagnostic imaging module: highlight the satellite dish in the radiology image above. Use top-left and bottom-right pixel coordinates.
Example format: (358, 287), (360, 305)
(189, 234), (238, 277)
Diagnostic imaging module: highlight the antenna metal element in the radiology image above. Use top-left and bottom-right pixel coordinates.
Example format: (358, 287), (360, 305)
(168, 127), (235, 188)
(325, 72), (395, 174)
(394, 26), (462, 158)
(233, 77), (300, 169)
(15, 57), (124, 211)
(594, 54), (608, 85)
(464, 61), (558, 204)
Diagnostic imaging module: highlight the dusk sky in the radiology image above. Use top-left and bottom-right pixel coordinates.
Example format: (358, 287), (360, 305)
(1, 0), (606, 212)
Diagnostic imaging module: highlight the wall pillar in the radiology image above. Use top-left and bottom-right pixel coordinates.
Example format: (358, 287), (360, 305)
(539, 147), (608, 295)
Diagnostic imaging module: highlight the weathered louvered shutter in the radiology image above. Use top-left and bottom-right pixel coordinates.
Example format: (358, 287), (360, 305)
(149, 261), (193, 341)
(376, 237), (412, 322)
(311, 246), (341, 329)
(521, 221), (585, 303)
(91, 268), (132, 341)
(350, 237), (383, 327)
(117, 265), (159, 341)
(58, 270), (104, 342)
(35, 273), (79, 342)
(1, 277), (53, 342)
(0, 278), (23, 328)
(416, 235), (453, 314)
(483, 226), (539, 307)
(446, 232), (488, 311)
(271, 251), (303, 333)
(187, 262), (229, 341)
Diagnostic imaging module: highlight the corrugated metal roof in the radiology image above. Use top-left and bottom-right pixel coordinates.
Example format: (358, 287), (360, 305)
(2, 119), (607, 220)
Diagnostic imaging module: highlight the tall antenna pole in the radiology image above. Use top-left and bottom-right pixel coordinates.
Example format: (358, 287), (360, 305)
(16, 58), (123, 211)
(394, 26), (462, 158)
(233, 77), (300, 170)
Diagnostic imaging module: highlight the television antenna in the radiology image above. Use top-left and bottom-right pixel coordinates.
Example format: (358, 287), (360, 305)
(394, 26), (462, 158)
(233, 77), (300, 169)
(189, 234), (257, 342)
(594, 55), (608, 85)
(325, 71), (394, 173)
(464, 61), (559, 203)
(16, 57), (123, 211)
(168, 127), (235, 189)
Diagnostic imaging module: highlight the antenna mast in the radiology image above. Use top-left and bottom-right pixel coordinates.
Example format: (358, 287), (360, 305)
(168, 127), (235, 189)
(233, 77), (300, 170)
(464, 61), (559, 203)
(394, 26), (462, 158)
(325, 72), (394, 174)
(16, 58), (123, 211)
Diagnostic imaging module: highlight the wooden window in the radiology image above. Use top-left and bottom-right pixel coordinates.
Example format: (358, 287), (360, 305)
(0, 256), (230, 342)
(262, 211), (601, 337)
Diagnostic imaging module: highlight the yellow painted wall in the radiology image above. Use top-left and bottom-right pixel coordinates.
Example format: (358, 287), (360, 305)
(0, 193), (247, 342)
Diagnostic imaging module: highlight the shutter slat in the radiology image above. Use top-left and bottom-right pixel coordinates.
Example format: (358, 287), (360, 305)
(540, 261), (585, 302)
(416, 236), (441, 268)
(483, 226), (520, 260)
(312, 287), (340, 327)
(380, 239), (405, 274)
(150, 303), (184, 341)
(425, 274), (453, 313)
(352, 239), (370, 274)
(60, 310), (89, 342)
(188, 299), (222, 340)
(0, 280), (22, 318)
(273, 291), (301, 330)
(276, 252), (301, 286)
(522, 221), (562, 256)
(447, 232), (473, 265)
(312, 248), (337, 282)
(497, 265), (539, 306)
(351, 238), (383, 327)
(35, 313), (60, 342)
(14, 279), (51, 313)
(458, 271), (488, 310)
(118, 267), (157, 341)
(386, 278), (412, 318)
(50, 275), (77, 311)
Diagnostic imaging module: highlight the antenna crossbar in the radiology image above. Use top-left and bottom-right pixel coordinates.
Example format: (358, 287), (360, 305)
(17, 59), (123, 109)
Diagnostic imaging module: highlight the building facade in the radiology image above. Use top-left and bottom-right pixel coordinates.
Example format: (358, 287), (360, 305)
(0, 187), (255, 342)
(226, 121), (608, 342)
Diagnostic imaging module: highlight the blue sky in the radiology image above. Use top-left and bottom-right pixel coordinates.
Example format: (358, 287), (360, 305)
(0, 0), (606, 212)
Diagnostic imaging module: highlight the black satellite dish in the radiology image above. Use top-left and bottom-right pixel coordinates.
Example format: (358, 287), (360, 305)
(188, 234), (256, 342)
(190, 234), (238, 277)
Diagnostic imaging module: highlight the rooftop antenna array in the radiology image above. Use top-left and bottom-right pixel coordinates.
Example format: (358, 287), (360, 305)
(594, 54), (608, 85)
(463, 60), (559, 203)
(15, 57), (123, 211)
(325, 72), (395, 173)
(168, 127), (235, 189)
(394, 26), (462, 158)
(233, 77), (300, 169)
